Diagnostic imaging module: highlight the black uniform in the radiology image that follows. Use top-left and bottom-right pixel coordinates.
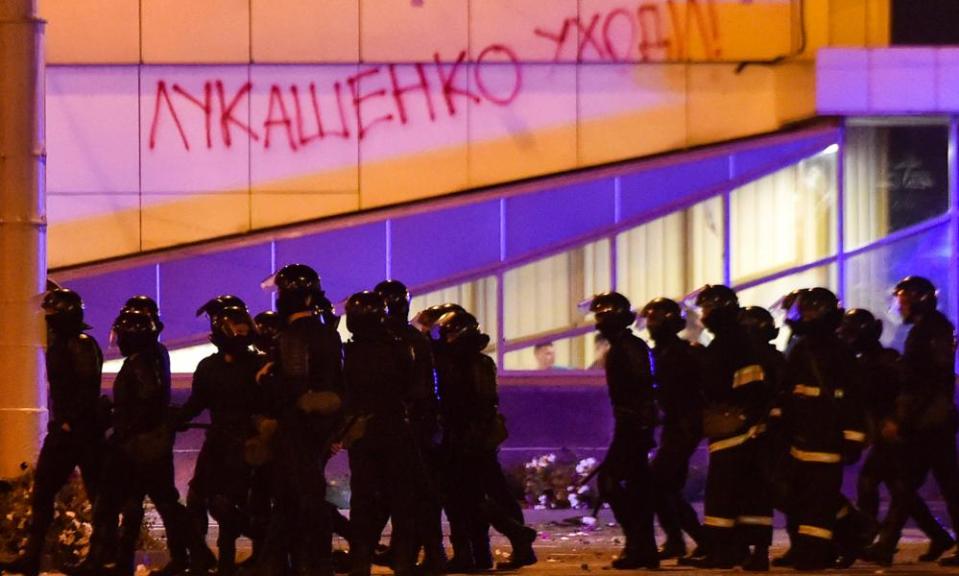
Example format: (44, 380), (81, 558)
(14, 331), (104, 574)
(344, 326), (421, 576)
(854, 343), (901, 519)
(179, 350), (264, 575)
(440, 336), (535, 571)
(781, 331), (865, 569)
(258, 311), (344, 576)
(876, 310), (959, 555)
(599, 329), (659, 563)
(700, 325), (775, 564)
(649, 334), (704, 554)
(88, 341), (206, 576)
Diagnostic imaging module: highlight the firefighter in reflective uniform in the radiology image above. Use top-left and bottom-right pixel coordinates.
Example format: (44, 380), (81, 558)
(255, 263), (344, 576)
(638, 298), (705, 560)
(872, 277), (959, 566)
(0, 289), (104, 576)
(582, 292), (658, 569)
(374, 281), (447, 574)
(433, 309), (538, 572)
(840, 308), (954, 565)
(780, 288), (866, 571)
(178, 301), (265, 576)
(342, 291), (423, 576)
(684, 285), (773, 571)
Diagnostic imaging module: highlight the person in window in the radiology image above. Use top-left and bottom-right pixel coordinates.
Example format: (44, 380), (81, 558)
(870, 276), (959, 567)
(533, 342), (557, 370)
(0, 289), (104, 576)
(639, 298), (705, 561)
(582, 292), (658, 569)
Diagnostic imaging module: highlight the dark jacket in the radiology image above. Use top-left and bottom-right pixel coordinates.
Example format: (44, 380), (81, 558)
(45, 331), (103, 435)
(604, 329), (657, 442)
(344, 328), (416, 435)
(702, 325), (775, 440)
(651, 334), (704, 435)
(274, 312), (344, 412)
(180, 350), (264, 439)
(897, 310), (958, 432)
(111, 342), (172, 460)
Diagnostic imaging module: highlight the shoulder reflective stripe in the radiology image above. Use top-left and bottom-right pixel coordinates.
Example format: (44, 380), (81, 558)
(843, 430), (866, 442)
(733, 364), (765, 388)
(769, 407), (782, 418)
(834, 389), (845, 399)
(790, 446), (842, 463)
(704, 516), (736, 528)
(737, 516), (774, 526)
(708, 424), (767, 454)
(792, 384), (821, 397)
(836, 505), (850, 519)
(798, 525), (833, 540)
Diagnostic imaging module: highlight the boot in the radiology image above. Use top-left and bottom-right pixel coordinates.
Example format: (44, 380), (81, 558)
(609, 550), (659, 570)
(496, 526), (537, 570)
(919, 536), (955, 562)
(419, 541), (448, 575)
(741, 545), (769, 572)
(657, 537), (686, 560)
(445, 538), (474, 574)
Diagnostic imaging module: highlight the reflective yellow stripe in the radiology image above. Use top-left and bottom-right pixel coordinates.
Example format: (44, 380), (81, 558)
(733, 365), (765, 388)
(798, 525), (833, 540)
(790, 446), (842, 464)
(843, 430), (866, 442)
(708, 424), (766, 454)
(769, 407), (782, 418)
(738, 516), (774, 526)
(792, 384), (821, 397)
(836, 505), (850, 519)
(704, 516), (736, 528)
(834, 389), (845, 399)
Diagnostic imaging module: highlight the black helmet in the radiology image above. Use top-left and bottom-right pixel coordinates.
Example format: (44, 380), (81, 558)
(693, 284), (739, 333)
(273, 264), (323, 318)
(639, 297), (685, 338)
(253, 310), (283, 355)
(123, 295), (164, 333)
(111, 308), (160, 356)
(894, 275), (937, 323)
(786, 287), (842, 334)
(431, 309), (489, 350)
(581, 292), (636, 335)
(345, 291), (387, 335)
(739, 306), (779, 342)
(42, 288), (90, 333)
(413, 303), (466, 334)
(209, 305), (256, 353)
(196, 294), (248, 318)
(837, 308), (882, 352)
(374, 280), (411, 321)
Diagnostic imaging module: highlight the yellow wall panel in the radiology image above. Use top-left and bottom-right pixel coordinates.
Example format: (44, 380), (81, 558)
(142, 0), (250, 63)
(250, 191), (359, 228)
(41, 0), (140, 64)
(251, 0), (358, 63)
(774, 62), (816, 124)
(360, 145), (469, 208)
(711, 2), (794, 61)
(685, 65), (778, 146)
(578, 64), (687, 166)
(48, 194), (141, 268)
(140, 193), (250, 249)
(470, 0), (578, 63)
(360, 0), (468, 62)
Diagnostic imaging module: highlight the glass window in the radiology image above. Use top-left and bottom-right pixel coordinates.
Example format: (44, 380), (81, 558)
(844, 224), (953, 351)
(735, 265), (838, 350)
(409, 276), (499, 347)
(731, 149), (838, 282)
(616, 196), (723, 309)
(502, 240), (611, 340)
(503, 332), (608, 371)
(844, 122), (950, 249)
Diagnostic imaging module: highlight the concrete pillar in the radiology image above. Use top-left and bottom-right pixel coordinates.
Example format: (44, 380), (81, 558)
(0, 0), (46, 479)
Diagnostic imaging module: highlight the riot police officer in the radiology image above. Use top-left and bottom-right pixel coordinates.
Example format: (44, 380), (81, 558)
(179, 300), (264, 576)
(638, 298), (705, 560)
(433, 309), (537, 572)
(342, 291), (422, 576)
(255, 263), (344, 576)
(583, 292), (658, 569)
(872, 277), (959, 566)
(83, 309), (209, 576)
(0, 289), (104, 576)
(780, 288), (866, 571)
(374, 281), (446, 574)
(685, 285), (773, 571)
